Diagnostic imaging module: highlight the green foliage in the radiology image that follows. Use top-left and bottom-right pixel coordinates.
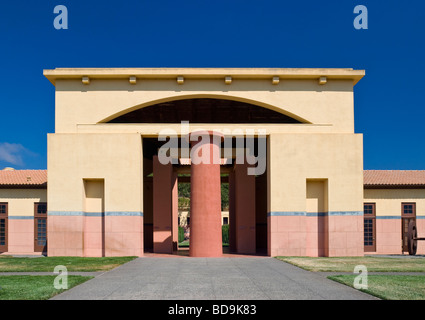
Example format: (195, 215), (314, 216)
(222, 224), (229, 245)
(178, 181), (230, 210)
(178, 197), (190, 209)
(178, 226), (185, 243)
(178, 182), (191, 198)
(221, 183), (229, 210)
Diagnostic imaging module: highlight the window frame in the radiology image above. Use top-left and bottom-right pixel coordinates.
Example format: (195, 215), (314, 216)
(0, 202), (8, 252)
(34, 202), (47, 253)
(363, 202), (376, 252)
(401, 202), (416, 253)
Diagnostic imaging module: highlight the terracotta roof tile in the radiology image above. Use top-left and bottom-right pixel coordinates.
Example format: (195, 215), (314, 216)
(364, 170), (425, 187)
(1, 169), (424, 188)
(0, 169), (47, 187)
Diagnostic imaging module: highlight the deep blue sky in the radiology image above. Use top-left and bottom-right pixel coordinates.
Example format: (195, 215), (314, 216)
(0, 0), (424, 170)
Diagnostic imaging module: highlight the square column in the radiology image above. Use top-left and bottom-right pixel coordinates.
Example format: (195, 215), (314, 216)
(228, 171), (236, 253)
(153, 156), (174, 254)
(172, 173), (179, 251)
(234, 162), (256, 254)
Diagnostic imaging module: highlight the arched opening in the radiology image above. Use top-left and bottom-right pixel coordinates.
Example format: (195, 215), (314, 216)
(107, 98), (303, 124)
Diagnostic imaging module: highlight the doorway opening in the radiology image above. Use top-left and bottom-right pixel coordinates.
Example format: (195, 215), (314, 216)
(142, 137), (268, 257)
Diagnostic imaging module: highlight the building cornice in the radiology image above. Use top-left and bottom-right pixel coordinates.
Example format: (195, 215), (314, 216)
(43, 67), (365, 86)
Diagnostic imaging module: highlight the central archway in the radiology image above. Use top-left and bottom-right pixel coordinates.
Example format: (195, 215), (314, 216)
(107, 98), (304, 124)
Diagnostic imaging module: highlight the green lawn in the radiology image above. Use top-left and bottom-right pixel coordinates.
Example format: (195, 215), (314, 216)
(178, 240), (190, 248)
(276, 256), (425, 300)
(0, 275), (93, 300)
(276, 256), (425, 272)
(0, 256), (137, 272)
(329, 275), (425, 300)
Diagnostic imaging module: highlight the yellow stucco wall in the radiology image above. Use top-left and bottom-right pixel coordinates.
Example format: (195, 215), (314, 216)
(269, 133), (364, 213)
(364, 189), (425, 217)
(53, 79), (355, 134)
(47, 133), (143, 214)
(0, 189), (47, 217)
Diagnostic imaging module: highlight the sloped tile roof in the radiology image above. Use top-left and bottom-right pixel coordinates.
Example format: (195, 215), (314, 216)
(364, 170), (425, 188)
(0, 169), (47, 187)
(1, 169), (424, 189)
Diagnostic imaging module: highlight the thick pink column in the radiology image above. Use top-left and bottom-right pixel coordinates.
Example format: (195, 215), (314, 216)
(189, 131), (223, 257)
(153, 155), (173, 254)
(235, 162), (256, 254)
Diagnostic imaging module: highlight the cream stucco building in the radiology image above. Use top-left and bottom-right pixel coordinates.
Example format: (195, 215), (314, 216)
(0, 67), (423, 257)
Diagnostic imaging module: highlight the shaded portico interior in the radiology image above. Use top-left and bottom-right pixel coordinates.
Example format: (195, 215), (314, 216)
(142, 137), (268, 256)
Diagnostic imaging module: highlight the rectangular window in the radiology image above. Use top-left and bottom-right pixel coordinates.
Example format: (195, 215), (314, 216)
(34, 202), (47, 253)
(364, 203), (376, 252)
(0, 203), (8, 252)
(223, 217), (229, 225)
(402, 203), (416, 252)
(402, 203), (416, 216)
(36, 203), (47, 215)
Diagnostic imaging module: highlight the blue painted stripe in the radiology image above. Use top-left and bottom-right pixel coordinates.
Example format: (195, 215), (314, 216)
(84, 212), (104, 217)
(48, 211), (143, 217)
(105, 211), (143, 217)
(8, 216), (34, 220)
(375, 216), (425, 220)
(48, 211), (83, 216)
(376, 216), (401, 220)
(306, 212), (327, 217)
(268, 211), (306, 217)
(328, 211), (363, 216)
(268, 211), (363, 217)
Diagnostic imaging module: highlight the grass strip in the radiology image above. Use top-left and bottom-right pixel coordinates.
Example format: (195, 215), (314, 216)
(0, 275), (93, 300)
(328, 275), (425, 300)
(276, 256), (425, 272)
(0, 256), (137, 272)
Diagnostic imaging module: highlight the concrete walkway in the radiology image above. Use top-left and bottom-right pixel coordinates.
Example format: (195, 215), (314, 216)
(51, 257), (377, 300)
(0, 272), (102, 276)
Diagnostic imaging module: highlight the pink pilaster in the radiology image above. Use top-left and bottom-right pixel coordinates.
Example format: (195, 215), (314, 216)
(172, 172), (178, 251)
(83, 216), (104, 257)
(234, 162), (256, 254)
(228, 171), (236, 253)
(153, 155), (173, 254)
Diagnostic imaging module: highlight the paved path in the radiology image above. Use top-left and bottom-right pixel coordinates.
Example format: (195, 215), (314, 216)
(51, 257), (377, 300)
(0, 272), (102, 276)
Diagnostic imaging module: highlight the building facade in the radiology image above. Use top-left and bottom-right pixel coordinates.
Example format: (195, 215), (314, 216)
(0, 67), (421, 257)
(0, 169), (47, 255)
(363, 170), (425, 255)
(1, 168), (424, 256)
